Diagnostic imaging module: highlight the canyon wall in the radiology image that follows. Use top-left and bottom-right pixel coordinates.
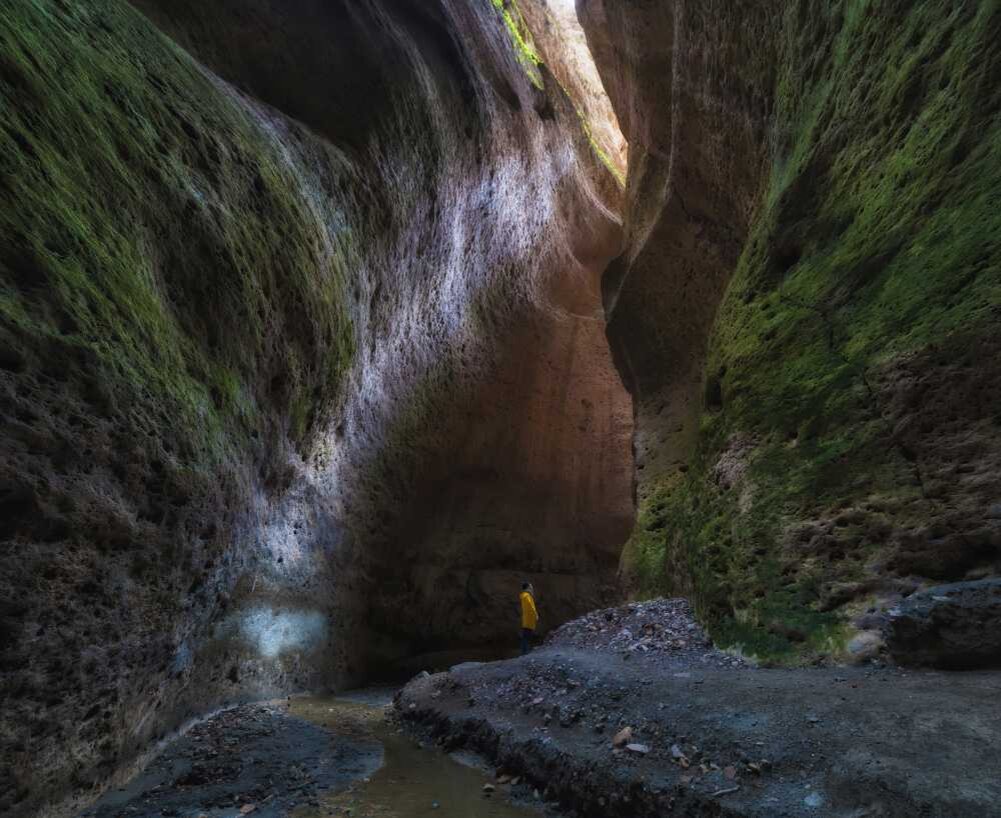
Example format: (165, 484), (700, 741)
(7, 0), (999, 813)
(580, 0), (1001, 661)
(0, 2), (631, 815)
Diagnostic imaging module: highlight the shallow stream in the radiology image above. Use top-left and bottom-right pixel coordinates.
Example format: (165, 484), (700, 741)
(290, 689), (539, 818)
(82, 688), (539, 818)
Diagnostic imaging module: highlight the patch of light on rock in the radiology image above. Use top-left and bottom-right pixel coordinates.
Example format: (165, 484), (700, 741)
(239, 608), (328, 659)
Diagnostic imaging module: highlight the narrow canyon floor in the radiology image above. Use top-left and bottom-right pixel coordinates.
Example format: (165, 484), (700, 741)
(81, 688), (550, 818)
(79, 599), (1001, 818)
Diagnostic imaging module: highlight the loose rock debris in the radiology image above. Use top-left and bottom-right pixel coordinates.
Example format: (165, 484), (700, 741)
(396, 598), (1001, 817)
(545, 597), (748, 670)
(81, 704), (381, 818)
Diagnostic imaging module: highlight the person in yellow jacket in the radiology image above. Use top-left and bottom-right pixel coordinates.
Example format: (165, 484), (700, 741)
(520, 582), (539, 655)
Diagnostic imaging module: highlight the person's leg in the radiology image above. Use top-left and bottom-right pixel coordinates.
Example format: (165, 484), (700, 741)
(520, 628), (530, 655)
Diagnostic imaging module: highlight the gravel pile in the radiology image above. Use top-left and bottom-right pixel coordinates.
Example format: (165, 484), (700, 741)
(545, 598), (748, 669)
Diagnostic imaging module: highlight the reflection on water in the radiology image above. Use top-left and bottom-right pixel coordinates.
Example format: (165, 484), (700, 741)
(290, 691), (539, 818)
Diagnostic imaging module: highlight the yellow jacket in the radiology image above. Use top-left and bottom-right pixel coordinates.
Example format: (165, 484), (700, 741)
(520, 591), (538, 630)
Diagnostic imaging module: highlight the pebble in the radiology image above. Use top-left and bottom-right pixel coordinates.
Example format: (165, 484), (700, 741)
(804, 792), (824, 808)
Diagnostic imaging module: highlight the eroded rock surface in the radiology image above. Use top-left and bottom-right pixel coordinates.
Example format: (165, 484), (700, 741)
(0, 2), (631, 814)
(580, 0), (1001, 658)
(517, 0), (627, 180)
(5, 0), (1001, 814)
(886, 578), (1001, 668)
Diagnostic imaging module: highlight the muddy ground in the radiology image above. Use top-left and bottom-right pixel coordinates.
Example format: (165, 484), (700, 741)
(395, 599), (1001, 817)
(80, 702), (383, 818)
(79, 690), (547, 818)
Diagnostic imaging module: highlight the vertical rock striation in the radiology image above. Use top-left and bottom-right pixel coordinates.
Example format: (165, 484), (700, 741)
(0, 1), (632, 814)
(580, 0), (1001, 660)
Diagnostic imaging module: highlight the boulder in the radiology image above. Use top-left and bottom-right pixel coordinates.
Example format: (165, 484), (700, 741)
(845, 631), (885, 664)
(885, 579), (1001, 668)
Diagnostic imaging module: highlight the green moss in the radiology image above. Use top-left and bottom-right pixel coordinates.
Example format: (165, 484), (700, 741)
(485, 1), (624, 186)
(626, 0), (1001, 662)
(490, 0), (544, 90)
(576, 107), (626, 187)
(0, 0), (355, 469)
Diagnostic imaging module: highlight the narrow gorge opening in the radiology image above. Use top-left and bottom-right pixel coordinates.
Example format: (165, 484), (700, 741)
(3, 1), (1001, 817)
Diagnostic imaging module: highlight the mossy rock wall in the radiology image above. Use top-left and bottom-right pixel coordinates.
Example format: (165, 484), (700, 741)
(583, 0), (1001, 662)
(0, 2), (365, 812)
(0, 1), (630, 815)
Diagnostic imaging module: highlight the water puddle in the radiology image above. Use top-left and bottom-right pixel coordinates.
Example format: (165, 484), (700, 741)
(290, 690), (540, 818)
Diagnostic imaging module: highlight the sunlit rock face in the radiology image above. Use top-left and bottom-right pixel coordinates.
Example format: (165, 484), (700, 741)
(518, 0), (627, 179)
(580, 0), (1001, 660)
(0, 1), (631, 814)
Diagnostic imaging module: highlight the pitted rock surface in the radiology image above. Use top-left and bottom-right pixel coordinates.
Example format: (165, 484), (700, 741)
(0, 3), (630, 815)
(887, 578), (1001, 668)
(579, 0), (1001, 657)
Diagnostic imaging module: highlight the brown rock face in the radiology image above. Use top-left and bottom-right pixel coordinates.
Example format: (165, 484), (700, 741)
(578, 0), (774, 499)
(370, 241), (635, 655)
(0, 1), (632, 815)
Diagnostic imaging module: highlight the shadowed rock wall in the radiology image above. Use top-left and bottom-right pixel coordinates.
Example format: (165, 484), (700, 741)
(0, 1), (631, 815)
(580, 0), (1001, 661)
